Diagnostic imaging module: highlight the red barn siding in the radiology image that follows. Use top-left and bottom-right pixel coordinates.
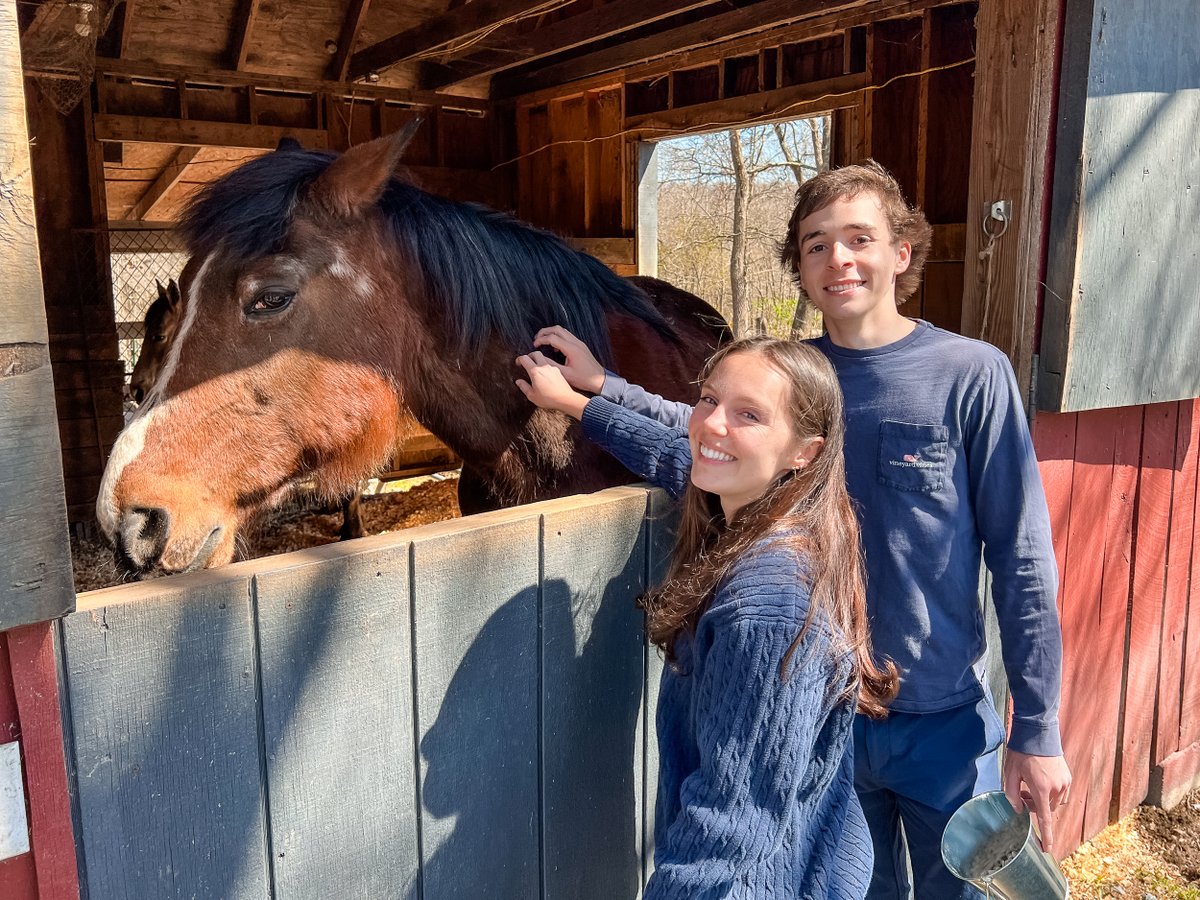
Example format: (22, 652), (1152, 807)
(1035, 398), (1200, 853)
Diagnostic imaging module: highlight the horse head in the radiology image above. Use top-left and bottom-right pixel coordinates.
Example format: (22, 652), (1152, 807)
(128, 278), (183, 405)
(97, 121), (724, 576)
(98, 126), (424, 574)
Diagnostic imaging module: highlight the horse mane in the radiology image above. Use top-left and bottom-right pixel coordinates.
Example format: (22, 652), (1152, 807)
(180, 147), (675, 367)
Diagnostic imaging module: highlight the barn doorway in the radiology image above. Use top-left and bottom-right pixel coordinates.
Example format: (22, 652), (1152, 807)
(638, 113), (832, 340)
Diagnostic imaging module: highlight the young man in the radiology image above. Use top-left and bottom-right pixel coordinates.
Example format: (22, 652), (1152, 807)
(524, 162), (1070, 899)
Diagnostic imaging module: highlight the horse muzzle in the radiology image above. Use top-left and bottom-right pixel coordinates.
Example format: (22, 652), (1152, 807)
(115, 506), (230, 575)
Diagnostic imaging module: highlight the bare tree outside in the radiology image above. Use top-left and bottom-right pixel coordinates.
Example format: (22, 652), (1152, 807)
(652, 115), (832, 339)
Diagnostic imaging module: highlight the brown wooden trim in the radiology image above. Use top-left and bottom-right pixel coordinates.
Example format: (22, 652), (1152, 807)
(127, 145), (202, 220)
(349, 0), (556, 83)
(508, 0), (945, 108)
(962, 0), (1063, 394)
(91, 57), (489, 113)
(625, 72), (867, 136)
(329, 0), (373, 82)
(230, 0), (264, 70)
(568, 237), (635, 267)
(422, 0), (719, 91)
(499, 0), (883, 97)
(94, 113), (330, 149)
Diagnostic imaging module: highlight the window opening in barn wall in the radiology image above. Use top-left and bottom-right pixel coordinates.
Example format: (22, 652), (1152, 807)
(638, 114), (832, 340)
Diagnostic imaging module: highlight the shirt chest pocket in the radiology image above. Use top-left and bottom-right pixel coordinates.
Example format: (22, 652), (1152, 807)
(877, 420), (949, 492)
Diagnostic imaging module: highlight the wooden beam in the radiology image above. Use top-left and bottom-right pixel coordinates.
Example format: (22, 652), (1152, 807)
(95, 113), (329, 149)
(127, 145), (202, 220)
(422, 0), (719, 91)
(348, 0), (556, 83)
(230, 0), (264, 70)
(120, 0), (137, 57)
(89, 57), (489, 113)
(506, 0), (943, 106)
(328, 0), (373, 83)
(960, 0), (1063, 393)
(498, 0), (880, 96)
(625, 71), (867, 136)
(0, 0), (77, 628)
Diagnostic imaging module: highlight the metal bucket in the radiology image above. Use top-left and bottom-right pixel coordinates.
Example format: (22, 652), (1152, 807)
(940, 791), (1070, 899)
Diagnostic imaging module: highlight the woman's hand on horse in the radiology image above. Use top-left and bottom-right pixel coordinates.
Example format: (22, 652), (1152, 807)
(515, 352), (590, 420)
(532, 326), (606, 394)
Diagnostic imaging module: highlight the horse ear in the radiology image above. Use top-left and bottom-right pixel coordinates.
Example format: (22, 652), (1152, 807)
(308, 118), (422, 219)
(166, 279), (181, 307)
(155, 279), (166, 298)
(276, 136), (303, 153)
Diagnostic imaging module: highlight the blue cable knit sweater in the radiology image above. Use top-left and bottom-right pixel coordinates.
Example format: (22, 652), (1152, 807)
(582, 398), (873, 899)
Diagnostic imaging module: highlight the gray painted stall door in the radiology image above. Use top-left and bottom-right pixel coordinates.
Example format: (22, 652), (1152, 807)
(62, 487), (663, 899)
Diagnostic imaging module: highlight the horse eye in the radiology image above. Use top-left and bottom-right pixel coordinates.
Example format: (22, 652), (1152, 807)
(247, 290), (295, 316)
(152, 334), (167, 343)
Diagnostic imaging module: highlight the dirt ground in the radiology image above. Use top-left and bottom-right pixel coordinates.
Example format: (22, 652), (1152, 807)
(1063, 788), (1200, 899)
(69, 481), (1200, 896)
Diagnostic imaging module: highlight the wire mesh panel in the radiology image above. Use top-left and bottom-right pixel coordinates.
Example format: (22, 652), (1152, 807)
(109, 228), (188, 380)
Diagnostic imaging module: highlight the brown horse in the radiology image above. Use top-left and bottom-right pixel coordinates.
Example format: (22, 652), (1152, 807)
(97, 124), (729, 574)
(128, 278), (182, 405)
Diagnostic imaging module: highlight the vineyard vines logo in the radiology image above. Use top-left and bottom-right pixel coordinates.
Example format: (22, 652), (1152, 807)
(890, 450), (938, 469)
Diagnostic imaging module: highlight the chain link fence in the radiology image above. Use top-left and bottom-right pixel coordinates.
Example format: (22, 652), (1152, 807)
(108, 228), (188, 381)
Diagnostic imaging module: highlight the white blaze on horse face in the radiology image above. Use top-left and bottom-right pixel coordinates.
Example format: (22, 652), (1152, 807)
(96, 402), (166, 541)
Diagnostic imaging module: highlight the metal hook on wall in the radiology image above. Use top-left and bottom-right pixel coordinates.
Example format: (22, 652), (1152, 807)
(982, 199), (1011, 240)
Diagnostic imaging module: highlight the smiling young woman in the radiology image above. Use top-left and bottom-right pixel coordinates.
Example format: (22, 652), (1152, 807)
(517, 334), (897, 899)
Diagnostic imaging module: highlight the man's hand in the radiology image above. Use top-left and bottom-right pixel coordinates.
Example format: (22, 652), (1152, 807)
(1002, 749), (1072, 857)
(532, 325), (606, 394)
(515, 351), (590, 420)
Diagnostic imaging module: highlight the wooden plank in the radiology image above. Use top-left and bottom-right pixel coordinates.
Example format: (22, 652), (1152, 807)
(127, 145), (202, 221)
(1179, 400), (1200, 749)
(423, 0), (719, 90)
(626, 71), (867, 136)
(549, 95), (588, 235)
(1055, 407), (1119, 850)
(964, 0), (1062, 394)
(409, 513), (541, 899)
(929, 222), (966, 261)
(5, 624), (80, 899)
(1, 0), (76, 631)
(1156, 400), (1199, 763)
(255, 541), (420, 898)
(570, 237), (635, 267)
(328, 0), (372, 82)
(61, 573), (271, 899)
(586, 89), (625, 236)
(641, 488), (677, 888)
(541, 489), (648, 899)
(94, 113), (329, 150)
(229, 0), (264, 70)
(349, 0), (557, 83)
(1117, 402), (1178, 816)
(1082, 405), (1142, 840)
(1038, 1), (1200, 412)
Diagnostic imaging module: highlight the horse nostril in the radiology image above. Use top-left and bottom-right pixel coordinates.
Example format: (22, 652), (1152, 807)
(118, 506), (171, 571)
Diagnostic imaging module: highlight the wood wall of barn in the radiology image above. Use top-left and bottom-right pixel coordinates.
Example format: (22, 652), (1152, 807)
(1036, 400), (1200, 846)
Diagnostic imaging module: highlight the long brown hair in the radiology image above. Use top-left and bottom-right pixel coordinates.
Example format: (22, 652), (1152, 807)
(641, 338), (898, 717)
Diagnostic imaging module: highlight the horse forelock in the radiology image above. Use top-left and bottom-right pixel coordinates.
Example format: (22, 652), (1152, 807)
(180, 148), (335, 263)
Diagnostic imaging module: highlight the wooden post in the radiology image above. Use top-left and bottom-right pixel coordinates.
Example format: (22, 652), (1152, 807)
(960, 0), (1064, 392)
(0, 0), (76, 629)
